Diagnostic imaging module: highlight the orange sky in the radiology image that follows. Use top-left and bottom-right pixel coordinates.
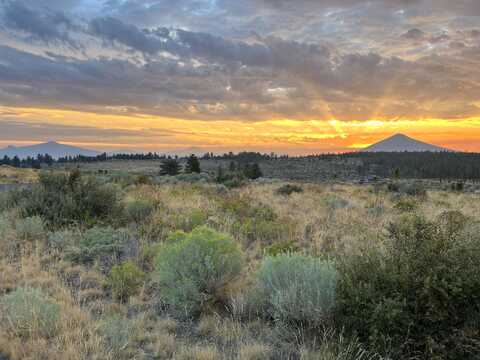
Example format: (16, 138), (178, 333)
(2, 106), (479, 154)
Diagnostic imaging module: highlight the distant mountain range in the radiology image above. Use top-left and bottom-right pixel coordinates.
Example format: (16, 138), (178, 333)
(363, 134), (450, 152)
(0, 141), (208, 159)
(0, 141), (101, 159)
(0, 135), (451, 159)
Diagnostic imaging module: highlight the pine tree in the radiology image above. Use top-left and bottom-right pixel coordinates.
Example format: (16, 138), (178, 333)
(243, 163), (263, 180)
(160, 158), (181, 176)
(185, 154), (201, 173)
(216, 165), (225, 182)
(393, 168), (400, 179)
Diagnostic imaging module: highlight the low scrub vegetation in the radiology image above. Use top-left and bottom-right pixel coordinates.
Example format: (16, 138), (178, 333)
(252, 254), (337, 327)
(6, 170), (121, 228)
(155, 226), (244, 316)
(1, 287), (60, 338)
(338, 213), (480, 358)
(108, 260), (145, 302)
(67, 226), (130, 267)
(1, 168), (478, 359)
(275, 184), (304, 196)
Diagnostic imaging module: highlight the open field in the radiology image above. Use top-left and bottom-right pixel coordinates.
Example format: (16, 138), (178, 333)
(0, 167), (479, 359)
(0, 165), (38, 184)
(54, 158), (358, 181)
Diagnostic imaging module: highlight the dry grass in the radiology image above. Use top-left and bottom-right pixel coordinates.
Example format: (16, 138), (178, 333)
(1, 175), (479, 359)
(0, 165), (39, 184)
(0, 257), (107, 360)
(151, 333), (176, 359)
(176, 344), (221, 360)
(238, 342), (272, 360)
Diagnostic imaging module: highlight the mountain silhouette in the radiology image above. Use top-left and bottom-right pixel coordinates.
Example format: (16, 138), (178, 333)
(0, 141), (101, 159)
(363, 134), (450, 152)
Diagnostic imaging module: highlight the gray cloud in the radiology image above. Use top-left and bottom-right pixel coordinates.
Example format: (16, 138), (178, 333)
(0, 0), (479, 123)
(89, 16), (170, 54)
(1, 1), (78, 46)
(402, 28), (426, 40)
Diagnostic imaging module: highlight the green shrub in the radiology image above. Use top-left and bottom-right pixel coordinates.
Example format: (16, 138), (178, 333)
(401, 182), (427, 198)
(67, 226), (130, 265)
(124, 199), (155, 223)
(223, 177), (245, 188)
(324, 195), (349, 211)
(13, 170), (121, 228)
(451, 182), (464, 192)
(155, 226), (244, 317)
(109, 171), (136, 186)
(108, 261), (145, 302)
(47, 228), (80, 251)
(276, 184), (304, 196)
(252, 254), (337, 327)
(100, 314), (134, 356)
(135, 174), (151, 185)
(387, 182), (427, 198)
(236, 217), (291, 245)
(15, 216), (45, 241)
(300, 330), (382, 360)
(139, 242), (163, 271)
(437, 210), (469, 236)
(393, 197), (418, 212)
(175, 173), (211, 183)
(386, 182), (400, 192)
(172, 208), (209, 232)
(366, 201), (385, 217)
(1, 287), (60, 338)
(338, 214), (480, 358)
(264, 240), (300, 256)
(222, 197), (276, 222)
(0, 212), (13, 239)
(0, 192), (9, 212)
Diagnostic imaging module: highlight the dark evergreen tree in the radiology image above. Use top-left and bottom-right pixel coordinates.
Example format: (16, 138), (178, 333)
(216, 165), (225, 183)
(185, 154), (201, 173)
(12, 156), (20, 168)
(243, 163), (263, 179)
(159, 158), (181, 176)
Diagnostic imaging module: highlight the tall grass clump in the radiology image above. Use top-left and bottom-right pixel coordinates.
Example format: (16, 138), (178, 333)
(300, 329), (382, 360)
(1, 287), (60, 338)
(338, 213), (480, 359)
(100, 314), (135, 357)
(252, 254), (337, 327)
(155, 226), (244, 317)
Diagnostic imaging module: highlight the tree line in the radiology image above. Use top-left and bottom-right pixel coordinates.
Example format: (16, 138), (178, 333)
(2, 150), (480, 180)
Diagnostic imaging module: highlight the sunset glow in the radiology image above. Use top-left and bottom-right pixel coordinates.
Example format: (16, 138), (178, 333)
(1, 1), (480, 153)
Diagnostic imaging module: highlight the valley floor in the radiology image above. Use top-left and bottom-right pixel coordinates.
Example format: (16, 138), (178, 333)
(0, 168), (479, 359)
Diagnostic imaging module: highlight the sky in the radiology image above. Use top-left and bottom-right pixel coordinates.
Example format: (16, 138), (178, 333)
(0, 0), (479, 154)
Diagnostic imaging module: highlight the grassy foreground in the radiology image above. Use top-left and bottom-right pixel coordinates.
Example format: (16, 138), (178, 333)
(0, 169), (479, 359)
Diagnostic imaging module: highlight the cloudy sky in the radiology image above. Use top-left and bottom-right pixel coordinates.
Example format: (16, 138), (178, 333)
(0, 0), (479, 153)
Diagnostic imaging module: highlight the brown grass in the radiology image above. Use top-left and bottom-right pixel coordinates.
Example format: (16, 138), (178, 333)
(0, 165), (38, 184)
(1, 175), (478, 359)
